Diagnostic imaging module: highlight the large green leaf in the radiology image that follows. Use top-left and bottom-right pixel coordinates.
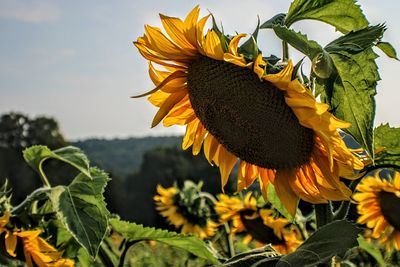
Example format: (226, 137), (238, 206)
(285, 0), (368, 33)
(260, 13), (286, 29)
(329, 49), (379, 156)
(23, 145), (91, 181)
(50, 168), (110, 258)
(273, 25), (323, 59)
(374, 124), (400, 166)
(325, 24), (386, 54)
(275, 220), (362, 266)
(109, 218), (219, 264)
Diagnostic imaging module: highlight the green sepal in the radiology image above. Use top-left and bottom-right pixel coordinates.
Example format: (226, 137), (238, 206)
(238, 17), (261, 61)
(211, 15), (230, 52)
(260, 13), (286, 29)
(109, 218), (219, 264)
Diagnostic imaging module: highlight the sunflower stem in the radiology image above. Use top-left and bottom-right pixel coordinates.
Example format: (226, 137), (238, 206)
(282, 41), (289, 61)
(315, 203), (333, 228)
(118, 240), (139, 267)
(333, 200), (351, 221)
(224, 222), (235, 258)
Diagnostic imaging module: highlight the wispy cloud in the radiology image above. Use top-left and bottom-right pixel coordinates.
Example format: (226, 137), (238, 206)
(0, 0), (59, 23)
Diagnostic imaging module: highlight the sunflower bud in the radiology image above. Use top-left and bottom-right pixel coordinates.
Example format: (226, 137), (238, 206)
(311, 51), (333, 79)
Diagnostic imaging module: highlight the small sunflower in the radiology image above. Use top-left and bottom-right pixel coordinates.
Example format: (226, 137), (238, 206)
(134, 6), (363, 215)
(154, 183), (218, 239)
(353, 171), (400, 251)
(215, 193), (301, 253)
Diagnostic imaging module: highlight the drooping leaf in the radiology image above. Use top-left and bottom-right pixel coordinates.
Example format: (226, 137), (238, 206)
(218, 246), (279, 267)
(273, 25), (323, 59)
(325, 24), (386, 54)
(50, 168), (110, 258)
(357, 236), (386, 267)
(267, 183), (294, 221)
(109, 218), (219, 264)
(260, 13), (286, 29)
(285, 0), (368, 34)
(329, 49), (379, 156)
(374, 124), (400, 166)
(377, 41), (399, 60)
(275, 220), (362, 267)
(23, 145), (91, 181)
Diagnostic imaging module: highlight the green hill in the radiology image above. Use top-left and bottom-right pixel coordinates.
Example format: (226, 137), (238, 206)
(72, 136), (182, 177)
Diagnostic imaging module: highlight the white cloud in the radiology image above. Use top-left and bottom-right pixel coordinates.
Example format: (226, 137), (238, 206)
(0, 0), (59, 23)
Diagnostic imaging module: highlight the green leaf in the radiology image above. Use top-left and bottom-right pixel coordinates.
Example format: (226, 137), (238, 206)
(273, 25), (323, 59)
(326, 24), (386, 53)
(267, 183), (294, 221)
(260, 13), (286, 29)
(357, 236), (386, 267)
(329, 49), (379, 156)
(219, 246), (279, 267)
(374, 124), (400, 166)
(377, 41), (399, 60)
(109, 218), (219, 264)
(275, 220), (362, 267)
(23, 145), (91, 182)
(285, 0), (368, 33)
(50, 168), (110, 258)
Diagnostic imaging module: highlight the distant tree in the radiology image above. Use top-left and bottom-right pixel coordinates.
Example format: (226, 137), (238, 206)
(0, 112), (68, 204)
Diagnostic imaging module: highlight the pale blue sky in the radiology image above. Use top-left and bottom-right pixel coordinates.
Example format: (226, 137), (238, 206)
(0, 0), (399, 140)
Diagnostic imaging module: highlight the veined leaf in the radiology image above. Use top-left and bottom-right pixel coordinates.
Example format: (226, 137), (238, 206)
(325, 24), (386, 54)
(260, 13), (286, 29)
(374, 124), (400, 166)
(377, 42), (399, 60)
(219, 246), (279, 267)
(23, 145), (91, 182)
(109, 218), (219, 264)
(285, 0), (368, 34)
(275, 220), (362, 267)
(267, 183), (294, 221)
(329, 49), (379, 156)
(357, 236), (386, 267)
(273, 25), (323, 59)
(50, 168), (110, 258)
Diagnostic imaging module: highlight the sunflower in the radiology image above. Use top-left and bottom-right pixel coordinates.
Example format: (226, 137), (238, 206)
(134, 6), (363, 216)
(154, 184), (218, 239)
(353, 171), (400, 251)
(215, 193), (301, 253)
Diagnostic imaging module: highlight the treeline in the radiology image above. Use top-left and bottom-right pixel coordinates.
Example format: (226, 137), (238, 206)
(0, 112), (235, 227)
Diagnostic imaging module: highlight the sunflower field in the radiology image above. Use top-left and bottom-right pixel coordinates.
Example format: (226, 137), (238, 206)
(1, 0), (400, 266)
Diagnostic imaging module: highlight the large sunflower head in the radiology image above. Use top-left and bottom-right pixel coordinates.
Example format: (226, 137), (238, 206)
(214, 193), (302, 253)
(353, 171), (400, 251)
(154, 182), (218, 239)
(135, 6), (363, 216)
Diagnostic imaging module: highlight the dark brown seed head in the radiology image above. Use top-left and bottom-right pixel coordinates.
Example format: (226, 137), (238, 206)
(379, 191), (400, 231)
(187, 56), (314, 170)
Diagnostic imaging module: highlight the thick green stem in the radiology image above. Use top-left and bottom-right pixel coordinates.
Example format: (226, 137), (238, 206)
(282, 41), (289, 61)
(315, 203), (333, 228)
(118, 240), (139, 267)
(224, 223), (235, 258)
(38, 161), (51, 187)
